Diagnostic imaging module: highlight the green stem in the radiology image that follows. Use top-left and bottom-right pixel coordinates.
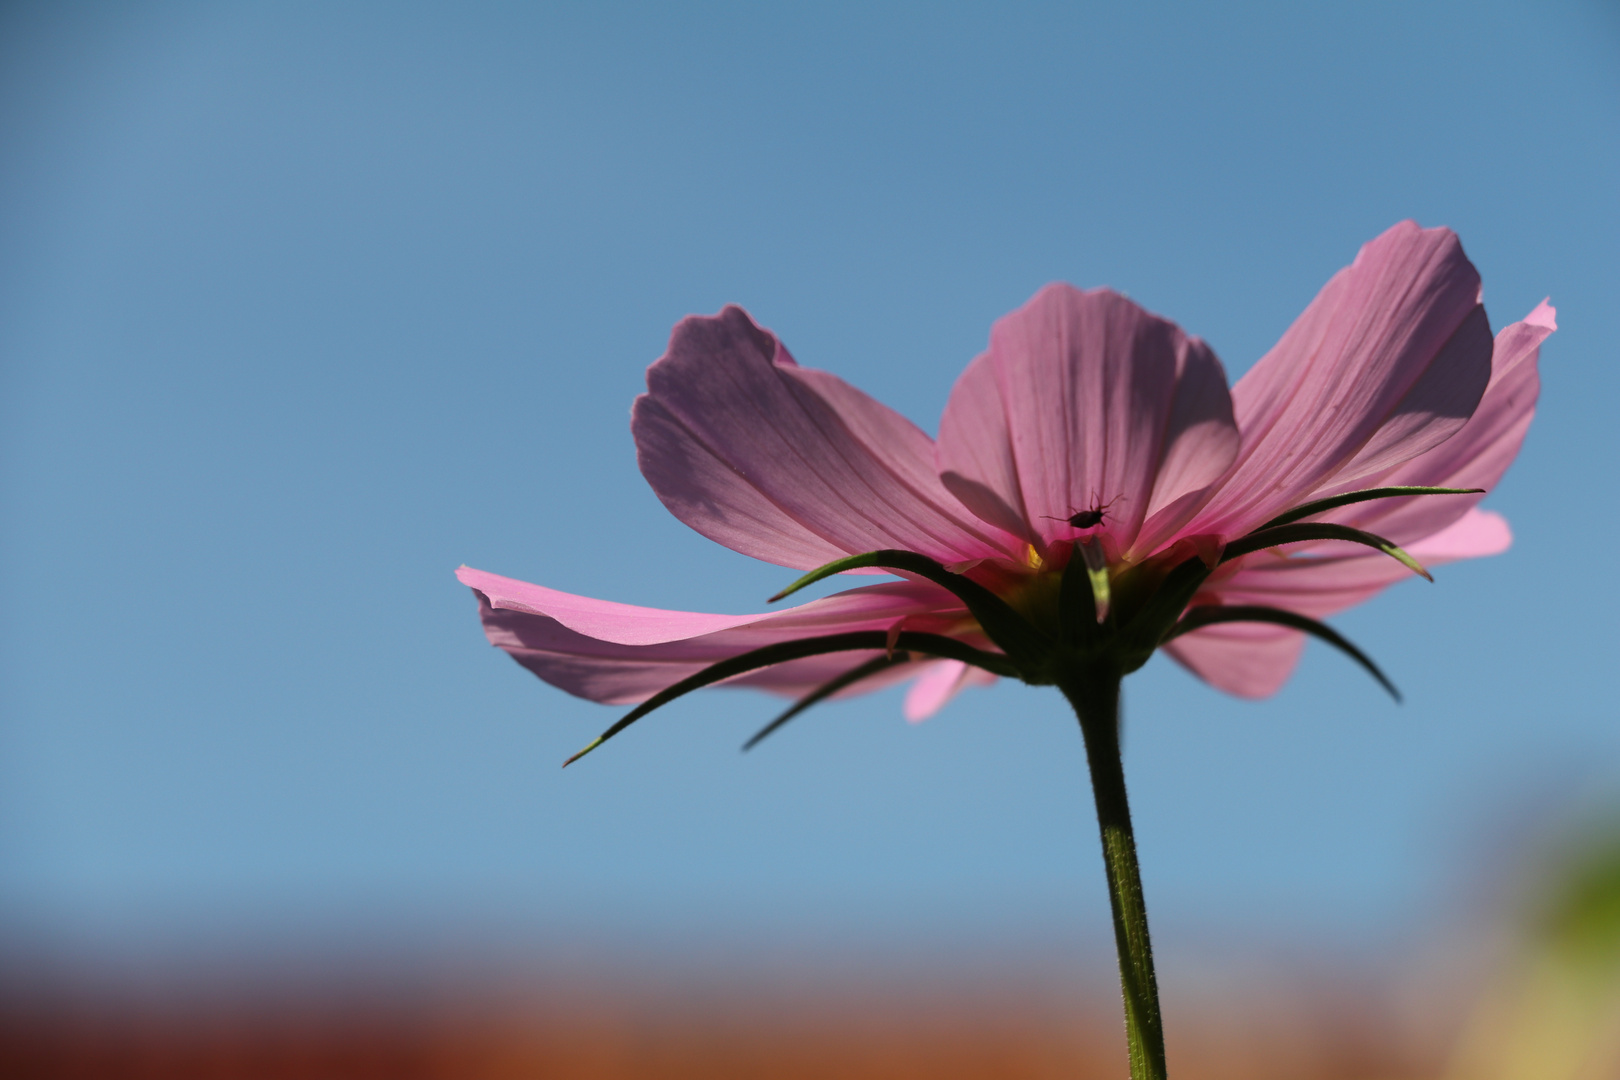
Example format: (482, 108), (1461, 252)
(1062, 664), (1168, 1080)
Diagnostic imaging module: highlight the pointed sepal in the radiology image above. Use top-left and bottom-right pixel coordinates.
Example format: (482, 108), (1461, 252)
(1256, 486), (1484, 532)
(562, 630), (1016, 765)
(741, 653), (908, 751)
(1163, 604), (1400, 701)
(767, 549), (1052, 671)
(1077, 538), (1112, 625)
(1222, 522), (1432, 581)
(1111, 554), (1215, 671)
(1059, 542), (1099, 646)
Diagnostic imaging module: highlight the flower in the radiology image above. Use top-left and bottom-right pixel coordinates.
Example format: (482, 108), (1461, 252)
(459, 221), (1552, 735)
(460, 220), (1554, 1076)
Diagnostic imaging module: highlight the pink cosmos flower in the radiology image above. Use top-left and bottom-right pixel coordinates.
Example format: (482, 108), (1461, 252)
(459, 221), (1552, 736)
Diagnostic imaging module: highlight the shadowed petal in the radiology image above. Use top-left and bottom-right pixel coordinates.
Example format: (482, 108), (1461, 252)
(936, 285), (1238, 555)
(632, 306), (1018, 571)
(932, 354), (1032, 542)
(1193, 222), (1493, 538)
(479, 611), (923, 705)
(1315, 302), (1552, 544)
(1132, 336), (1247, 556)
(459, 566), (979, 706)
(1187, 296), (1548, 655)
(1184, 296), (1547, 653)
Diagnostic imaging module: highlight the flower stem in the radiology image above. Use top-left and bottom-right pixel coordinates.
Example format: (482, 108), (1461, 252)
(1062, 664), (1168, 1080)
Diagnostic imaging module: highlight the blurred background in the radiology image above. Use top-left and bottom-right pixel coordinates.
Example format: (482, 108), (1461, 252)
(2, 1), (1617, 1075)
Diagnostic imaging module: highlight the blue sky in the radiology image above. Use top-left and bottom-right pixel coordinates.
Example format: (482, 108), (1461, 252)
(2, 1), (1617, 974)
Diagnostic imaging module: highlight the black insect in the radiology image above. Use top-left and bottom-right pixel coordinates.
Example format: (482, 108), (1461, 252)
(1045, 494), (1124, 531)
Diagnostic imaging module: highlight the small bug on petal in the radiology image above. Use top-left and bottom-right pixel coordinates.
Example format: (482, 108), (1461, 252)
(1045, 494), (1124, 531)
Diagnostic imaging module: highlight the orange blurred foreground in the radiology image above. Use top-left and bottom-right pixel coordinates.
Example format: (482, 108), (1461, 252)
(7, 824), (1617, 1078)
(0, 971), (1441, 1080)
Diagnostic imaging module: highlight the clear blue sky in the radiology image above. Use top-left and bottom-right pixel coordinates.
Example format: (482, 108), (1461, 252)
(2, 1), (1617, 975)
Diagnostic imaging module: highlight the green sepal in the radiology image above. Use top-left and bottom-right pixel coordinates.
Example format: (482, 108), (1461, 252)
(741, 652), (908, 751)
(1077, 539), (1113, 626)
(1255, 486), (1483, 532)
(1221, 522), (1432, 581)
(767, 549), (1052, 670)
(1111, 555), (1214, 671)
(1163, 604), (1400, 701)
(1058, 542), (1099, 646)
(563, 630), (1016, 766)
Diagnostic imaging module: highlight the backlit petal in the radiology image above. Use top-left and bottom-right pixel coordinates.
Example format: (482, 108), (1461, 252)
(1163, 622), (1306, 699)
(937, 285), (1238, 555)
(1193, 222), (1492, 537)
(1316, 302), (1551, 544)
(1199, 508), (1512, 620)
(633, 306), (1017, 571)
(902, 659), (998, 721)
(459, 566), (979, 706)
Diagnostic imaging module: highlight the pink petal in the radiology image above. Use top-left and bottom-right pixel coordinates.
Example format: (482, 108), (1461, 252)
(1198, 508), (1513, 621)
(477, 603), (922, 706)
(936, 285), (1239, 556)
(1163, 622), (1306, 699)
(631, 306), (1018, 571)
(932, 354), (1032, 543)
(1201, 556), (1403, 620)
(459, 566), (980, 707)
(1314, 302), (1552, 544)
(902, 659), (997, 722)
(1170, 507), (1511, 698)
(1192, 222), (1493, 538)
(1184, 294), (1548, 646)
(458, 566), (775, 646)
(1408, 507), (1511, 561)
(460, 565), (968, 648)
